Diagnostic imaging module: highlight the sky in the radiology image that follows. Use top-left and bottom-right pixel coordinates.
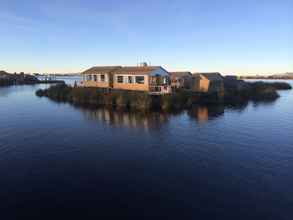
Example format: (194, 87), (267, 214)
(0, 0), (292, 75)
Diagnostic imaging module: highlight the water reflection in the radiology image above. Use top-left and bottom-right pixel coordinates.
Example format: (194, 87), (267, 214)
(78, 103), (253, 129)
(188, 105), (225, 123)
(81, 108), (170, 130)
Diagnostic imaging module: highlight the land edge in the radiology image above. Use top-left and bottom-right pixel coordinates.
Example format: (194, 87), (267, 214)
(35, 81), (292, 112)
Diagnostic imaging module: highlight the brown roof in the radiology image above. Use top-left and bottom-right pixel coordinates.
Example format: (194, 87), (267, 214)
(113, 66), (160, 75)
(193, 72), (223, 81)
(82, 66), (122, 75)
(170, 72), (192, 78)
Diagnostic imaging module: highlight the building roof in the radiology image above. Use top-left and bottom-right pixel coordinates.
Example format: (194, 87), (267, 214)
(193, 72), (223, 81)
(82, 66), (122, 75)
(114, 66), (161, 75)
(170, 72), (192, 78)
(82, 66), (169, 76)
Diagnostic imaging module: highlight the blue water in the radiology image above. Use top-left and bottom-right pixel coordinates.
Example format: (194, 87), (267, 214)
(0, 79), (292, 219)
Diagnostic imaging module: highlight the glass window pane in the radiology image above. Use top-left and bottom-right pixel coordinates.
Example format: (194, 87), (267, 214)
(135, 76), (144, 84)
(117, 76), (123, 83)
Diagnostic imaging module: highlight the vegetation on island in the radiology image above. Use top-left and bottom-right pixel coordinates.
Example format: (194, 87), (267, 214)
(37, 84), (172, 111)
(265, 82), (292, 90)
(223, 79), (291, 103)
(36, 80), (291, 112)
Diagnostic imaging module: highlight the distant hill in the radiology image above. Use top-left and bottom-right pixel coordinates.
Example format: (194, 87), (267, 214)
(0, 70), (10, 76)
(271, 73), (293, 79)
(242, 72), (293, 80)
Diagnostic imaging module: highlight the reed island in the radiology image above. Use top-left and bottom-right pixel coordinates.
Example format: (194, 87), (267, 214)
(35, 65), (292, 112)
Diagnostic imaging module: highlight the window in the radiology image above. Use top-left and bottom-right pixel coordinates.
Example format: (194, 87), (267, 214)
(163, 77), (168, 84)
(128, 76), (133, 83)
(135, 76), (145, 84)
(93, 75), (97, 81)
(117, 76), (124, 83)
(100, 74), (105, 82)
(86, 74), (92, 81)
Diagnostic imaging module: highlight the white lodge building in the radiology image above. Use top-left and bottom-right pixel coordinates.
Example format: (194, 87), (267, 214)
(81, 65), (172, 94)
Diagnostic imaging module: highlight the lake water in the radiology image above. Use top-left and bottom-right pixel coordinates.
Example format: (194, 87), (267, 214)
(0, 79), (292, 219)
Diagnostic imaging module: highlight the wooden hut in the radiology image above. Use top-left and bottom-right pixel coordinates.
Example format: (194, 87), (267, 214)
(192, 72), (224, 94)
(170, 72), (193, 90)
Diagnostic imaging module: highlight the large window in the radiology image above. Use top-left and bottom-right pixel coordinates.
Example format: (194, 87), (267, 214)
(93, 75), (97, 81)
(117, 76), (124, 83)
(86, 74), (92, 81)
(100, 74), (105, 82)
(135, 76), (145, 84)
(128, 76), (133, 83)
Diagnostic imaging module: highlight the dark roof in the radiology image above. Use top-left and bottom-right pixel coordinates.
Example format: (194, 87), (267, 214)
(82, 66), (122, 75)
(114, 66), (160, 75)
(170, 72), (192, 78)
(193, 72), (223, 81)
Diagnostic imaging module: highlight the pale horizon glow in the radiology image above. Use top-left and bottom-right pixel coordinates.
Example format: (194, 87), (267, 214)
(1, 0), (292, 75)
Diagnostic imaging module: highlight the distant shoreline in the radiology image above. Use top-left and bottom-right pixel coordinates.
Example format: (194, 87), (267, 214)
(241, 75), (293, 80)
(0, 71), (65, 87)
(35, 74), (81, 77)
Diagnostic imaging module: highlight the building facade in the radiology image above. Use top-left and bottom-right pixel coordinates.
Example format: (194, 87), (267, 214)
(81, 66), (172, 94)
(81, 66), (121, 89)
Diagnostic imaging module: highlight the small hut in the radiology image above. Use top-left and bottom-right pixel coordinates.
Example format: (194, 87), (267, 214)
(170, 72), (193, 90)
(192, 72), (224, 95)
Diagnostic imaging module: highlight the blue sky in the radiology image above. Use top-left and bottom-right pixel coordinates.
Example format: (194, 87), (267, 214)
(0, 0), (292, 74)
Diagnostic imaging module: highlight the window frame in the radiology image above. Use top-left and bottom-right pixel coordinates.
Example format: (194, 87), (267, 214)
(128, 76), (133, 84)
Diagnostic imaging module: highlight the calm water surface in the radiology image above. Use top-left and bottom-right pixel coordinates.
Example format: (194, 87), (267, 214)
(0, 79), (292, 219)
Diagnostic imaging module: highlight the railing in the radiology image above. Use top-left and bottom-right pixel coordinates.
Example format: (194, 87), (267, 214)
(149, 85), (171, 94)
(150, 86), (161, 92)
